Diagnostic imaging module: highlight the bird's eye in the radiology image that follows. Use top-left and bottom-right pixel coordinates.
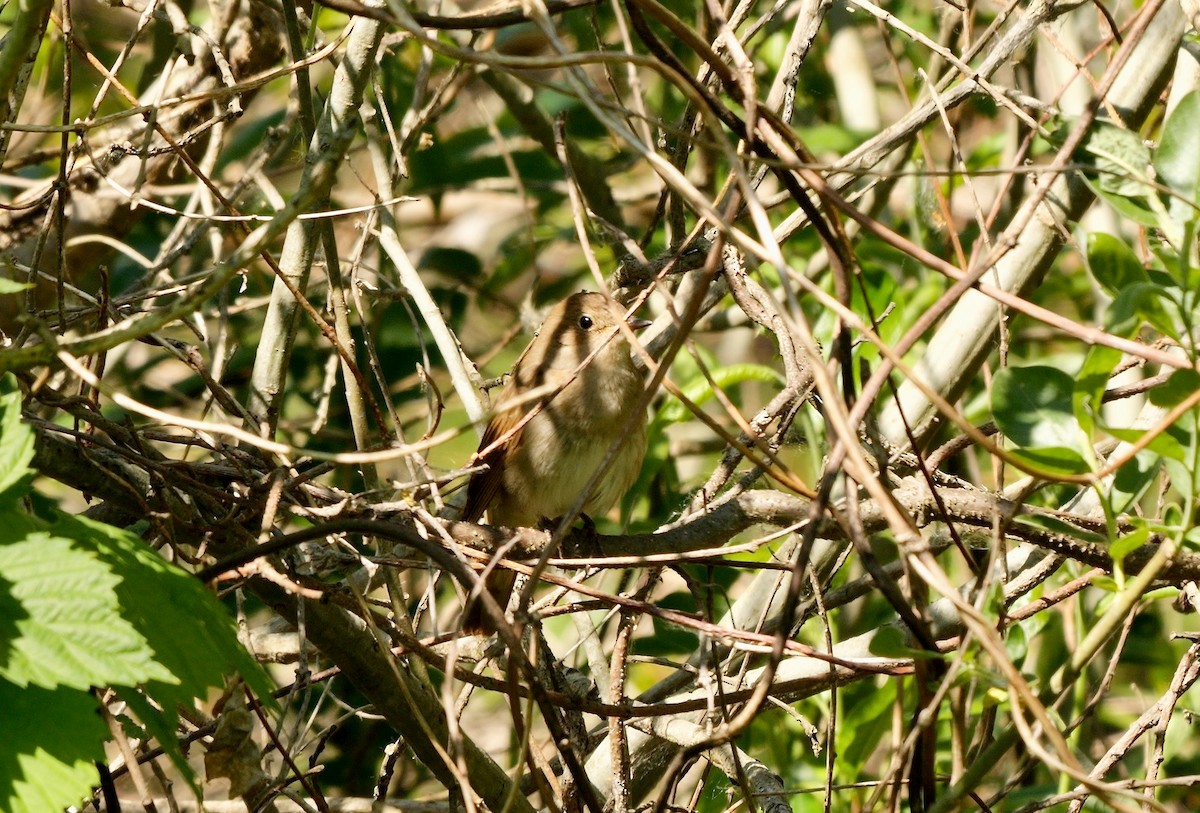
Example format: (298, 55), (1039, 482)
(578, 314), (594, 330)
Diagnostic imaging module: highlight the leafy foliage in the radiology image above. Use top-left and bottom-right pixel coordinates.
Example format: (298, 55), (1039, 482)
(3, 3), (1200, 813)
(0, 380), (271, 813)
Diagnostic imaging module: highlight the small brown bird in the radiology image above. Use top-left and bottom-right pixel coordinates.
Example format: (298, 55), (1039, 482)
(462, 291), (650, 634)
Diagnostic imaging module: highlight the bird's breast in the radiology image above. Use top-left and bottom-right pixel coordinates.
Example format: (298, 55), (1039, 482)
(497, 357), (646, 523)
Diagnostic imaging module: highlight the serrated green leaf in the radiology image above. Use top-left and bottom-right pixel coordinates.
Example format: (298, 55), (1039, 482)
(992, 366), (1092, 468)
(0, 533), (168, 690)
(63, 515), (274, 703)
(115, 686), (201, 793)
(1086, 233), (1149, 295)
(1155, 89), (1200, 226)
(0, 383), (35, 500)
(0, 508), (275, 793)
(0, 677), (108, 813)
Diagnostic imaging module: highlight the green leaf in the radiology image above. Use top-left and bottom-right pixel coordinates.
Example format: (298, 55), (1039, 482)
(1109, 425), (1189, 464)
(1084, 179), (1160, 228)
(0, 501), (273, 796)
(1164, 453), (1195, 496)
(1086, 233), (1149, 295)
(1155, 89), (1200, 225)
(1110, 281), (1180, 342)
(0, 381), (34, 501)
(1006, 446), (1093, 476)
(656, 363), (784, 425)
(0, 530), (168, 690)
(115, 686), (201, 791)
(839, 678), (897, 771)
(1111, 448), (1161, 516)
(1148, 369), (1200, 409)
(0, 677), (108, 813)
(796, 123), (868, 155)
(1142, 586), (1178, 602)
(1110, 521), (1150, 584)
(0, 278), (32, 295)
(868, 625), (942, 660)
(1074, 345), (1120, 436)
(1077, 120), (1153, 198)
(1012, 513), (1106, 545)
(992, 366), (1093, 472)
(1104, 283), (1147, 338)
(1153, 242), (1200, 300)
(64, 514), (274, 703)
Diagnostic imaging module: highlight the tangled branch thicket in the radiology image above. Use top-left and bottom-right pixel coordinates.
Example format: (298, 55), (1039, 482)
(3, 0), (1200, 810)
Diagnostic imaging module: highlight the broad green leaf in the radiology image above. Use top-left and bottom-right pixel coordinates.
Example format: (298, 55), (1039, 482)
(0, 384), (34, 500)
(1077, 120), (1153, 198)
(0, 503), (273, 795)
(1085, 180), (1160, 227)
(992, 366), (1092, 472)
(1006, 446), (1093, 476)
(1116, 281), (1180, 342)
(1086, 233), (1149, 295)
(82, 512), (278, 791)
(1074, 344), (1120, 436)
(65, 514), (274, 703)
(1163, 454), (1195, 496)
(0, 532), (167, 690)
(1153, 242), (1200, 302)
(0, 678), (108, 813)
(839, 678), (897, 771)
(1111, 448), (1161, 516)
(1109, 425), (1188, 463)
(1148, 369), (1200, 409)
(1155, 89), (1200, 225)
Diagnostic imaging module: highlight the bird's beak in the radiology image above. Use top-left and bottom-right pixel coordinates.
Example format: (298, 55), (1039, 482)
(627, 316), (652, 331)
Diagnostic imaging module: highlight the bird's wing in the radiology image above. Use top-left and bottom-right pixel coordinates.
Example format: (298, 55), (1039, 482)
(461, 379), (526, 522)
(462, 328), (552, 523)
